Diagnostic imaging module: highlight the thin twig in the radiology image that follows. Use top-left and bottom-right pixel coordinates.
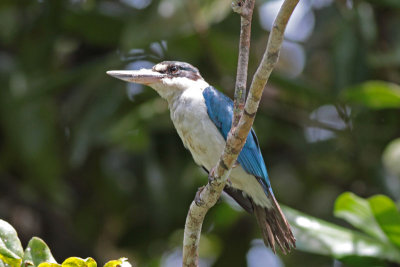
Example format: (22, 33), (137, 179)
(182, 1), (299, 266)
(232, 0), (255, 127)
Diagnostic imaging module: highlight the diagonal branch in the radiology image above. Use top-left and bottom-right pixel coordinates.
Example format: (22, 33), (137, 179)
(231, 0), (255, 127)
(182, 1), (299, 266)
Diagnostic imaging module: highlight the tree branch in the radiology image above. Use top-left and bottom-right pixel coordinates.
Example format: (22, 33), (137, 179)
(231, 0), (255, 127)
(182, 1), (299, 266)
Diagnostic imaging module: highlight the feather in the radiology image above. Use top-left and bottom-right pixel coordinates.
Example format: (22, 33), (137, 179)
(253, 189), (296, 254)
(202, 86), (270, 187)
(202, 86), (296, 253)
(223, 186), (254, 214)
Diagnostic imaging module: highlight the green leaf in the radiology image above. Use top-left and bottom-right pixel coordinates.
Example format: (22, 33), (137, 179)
(368, 195), (400, 248)
(334, 192), (387, 242)
(0, 219), (23, 267)
(0, 249), (21, 267)
(282, 205), (400, 264)
(104, 258), (131, 267)
(341, 81), (400, 109)
(23, 237), (57, 267)
(60, 257), (96, 267)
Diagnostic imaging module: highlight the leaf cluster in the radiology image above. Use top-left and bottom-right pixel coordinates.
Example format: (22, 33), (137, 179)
(0, 220), (131, 267)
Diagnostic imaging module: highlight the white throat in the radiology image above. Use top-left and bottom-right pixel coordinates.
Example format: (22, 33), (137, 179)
(150, 77), (209, 104)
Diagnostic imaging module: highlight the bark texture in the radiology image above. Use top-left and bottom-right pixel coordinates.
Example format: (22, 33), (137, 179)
(182, 1), (299, 266)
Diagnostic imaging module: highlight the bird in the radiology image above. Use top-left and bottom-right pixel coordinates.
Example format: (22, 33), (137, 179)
(107, 61), (296, 253)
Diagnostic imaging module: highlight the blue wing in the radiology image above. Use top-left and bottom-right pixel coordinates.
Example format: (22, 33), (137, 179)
(202, 86), (271, 189)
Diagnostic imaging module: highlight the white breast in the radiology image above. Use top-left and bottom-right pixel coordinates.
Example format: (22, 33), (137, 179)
(168, 87), (271, 208)
(170, 87), (225, 170)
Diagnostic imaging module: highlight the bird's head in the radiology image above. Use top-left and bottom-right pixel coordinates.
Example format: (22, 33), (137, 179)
(107, 61), (209, 100)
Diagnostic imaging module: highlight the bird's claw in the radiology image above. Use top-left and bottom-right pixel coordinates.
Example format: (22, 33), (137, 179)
(195, 186), (205, 206)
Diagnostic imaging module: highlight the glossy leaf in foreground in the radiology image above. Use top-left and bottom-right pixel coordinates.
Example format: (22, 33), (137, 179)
(334, 192), (387, 242)
(368, 195), (400, 248)
(23, 237), (57, 267)
(0, 219), (23, 267)
(282, 205), (400, 264)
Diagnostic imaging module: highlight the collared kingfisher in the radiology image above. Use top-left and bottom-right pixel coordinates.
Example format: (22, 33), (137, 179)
(107, 61), (295, 253)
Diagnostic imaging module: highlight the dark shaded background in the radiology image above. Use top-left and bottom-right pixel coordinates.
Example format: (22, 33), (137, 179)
(1, 0), (399, 266)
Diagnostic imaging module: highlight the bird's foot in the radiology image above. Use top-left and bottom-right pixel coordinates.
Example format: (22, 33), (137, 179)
(195, 186), (205, 206)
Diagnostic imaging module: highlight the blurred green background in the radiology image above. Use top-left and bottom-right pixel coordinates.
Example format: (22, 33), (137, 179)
(0, 0), (400, 266)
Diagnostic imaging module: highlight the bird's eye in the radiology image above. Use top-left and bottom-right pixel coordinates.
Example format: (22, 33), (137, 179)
(169, 66), (179, 74)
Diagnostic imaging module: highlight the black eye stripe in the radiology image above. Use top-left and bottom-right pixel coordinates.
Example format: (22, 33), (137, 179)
(153, 61), (202, 80)
(179, 67), (196, 72)
(167, 65), (196, 74)
(169, 66), (178, 72)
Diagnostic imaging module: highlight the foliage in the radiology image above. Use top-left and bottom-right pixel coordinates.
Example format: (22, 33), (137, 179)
(284, 192), (400, 266)
(0, 220), (23, 267)
(2, 189), (400, 267)
(0, 220), (130, 267)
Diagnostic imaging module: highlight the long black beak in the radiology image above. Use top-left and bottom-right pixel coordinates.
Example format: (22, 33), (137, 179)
(106, 69), (166, 85)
